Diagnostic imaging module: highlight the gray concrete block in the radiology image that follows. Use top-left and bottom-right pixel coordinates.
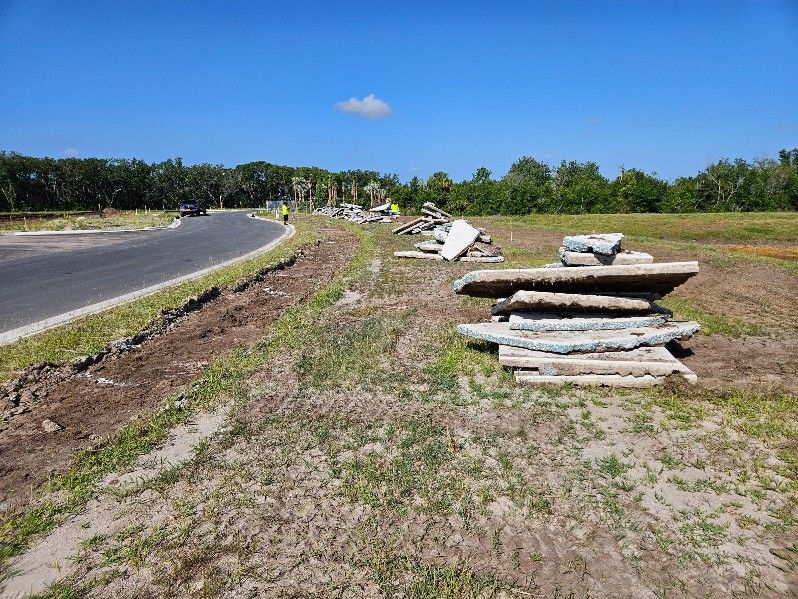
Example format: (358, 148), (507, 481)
(453, 261), (699, 298)
(456, 320), (700, 354)
(513, 372), (695, 387)
(459, 255), (505, 263)
(414, 240), (443, 253)
(559, 248), (654, 266)
(498, 345), (696, 377)
(393, 250), (443, 260)
(508, 312), (669, 331)
(561, 233), (623, 255)
(492, 290), (663, 316)
(441, 220), (481, 261)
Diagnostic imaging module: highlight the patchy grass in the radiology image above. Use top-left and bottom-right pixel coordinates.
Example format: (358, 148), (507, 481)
(368, 548), (511, 598)
(0, 224), (310, 384)
(660, 297), (769, 337)
(0, 210), (174, 232)
(488, 212), (798, 244)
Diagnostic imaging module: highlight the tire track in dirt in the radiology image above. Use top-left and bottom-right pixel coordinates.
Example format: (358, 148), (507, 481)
(0, 224), (357, 511)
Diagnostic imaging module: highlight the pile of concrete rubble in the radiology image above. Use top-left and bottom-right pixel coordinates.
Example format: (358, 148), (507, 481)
(394, 219), (505, 263)
(314, 202), (398, 224)
(453, 233), (701, 387)
(392, 202), (452, 235)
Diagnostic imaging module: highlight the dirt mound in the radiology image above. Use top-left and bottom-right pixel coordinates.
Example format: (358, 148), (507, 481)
(100, 207), (120, 217)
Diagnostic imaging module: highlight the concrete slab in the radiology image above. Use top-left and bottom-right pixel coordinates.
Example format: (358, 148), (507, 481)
(393, 250), (443, 260)
(453, 261), (699, 298)
(414, 240), (443, 252)
(514, 372), (694, 388)
(508, 311), (669, 331)
(499, 345), (696, 377)
(440, 219), (481, 261)
(457, 320), (700, 354)
(559, 248), (654, 266)
(459, 255), (505, 263)
(492, 290), (663, 316)
(561, 233), (623, 255)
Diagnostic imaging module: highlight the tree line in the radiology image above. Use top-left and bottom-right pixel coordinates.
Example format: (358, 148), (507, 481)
(1, 149), (796, 214)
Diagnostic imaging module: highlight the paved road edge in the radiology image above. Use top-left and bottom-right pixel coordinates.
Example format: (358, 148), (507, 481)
(0, 223), (296, 346)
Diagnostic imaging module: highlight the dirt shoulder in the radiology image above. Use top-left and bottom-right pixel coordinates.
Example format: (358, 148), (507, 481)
(0, 222), (357, 511)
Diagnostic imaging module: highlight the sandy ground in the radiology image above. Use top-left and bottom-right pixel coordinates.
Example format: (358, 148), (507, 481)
(0, 218), (795, 598)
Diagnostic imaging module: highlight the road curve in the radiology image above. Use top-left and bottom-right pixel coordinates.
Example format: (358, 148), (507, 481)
(0, 212), (287, 335)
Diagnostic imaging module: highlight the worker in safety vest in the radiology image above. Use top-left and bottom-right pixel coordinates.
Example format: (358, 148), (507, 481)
(281, 202), (289, 225)
(390, 202), (400, 213)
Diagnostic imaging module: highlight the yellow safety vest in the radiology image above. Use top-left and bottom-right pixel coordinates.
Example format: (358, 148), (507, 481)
(390, 203), (399, 212)
(282, 205), (289, 215)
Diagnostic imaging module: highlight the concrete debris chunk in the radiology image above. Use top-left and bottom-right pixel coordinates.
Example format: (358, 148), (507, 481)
(492, 290), (665, 316)
(457, 320), (700, 354)
(395, 215), (504, 263)
(460, 255), (505, 263)
(561, 233), (623, 255)
(316, 203), (397, 224)
(393, 250), (443, 260)
(508, 311), (669, 332)
(513, 372), (685, 387)
(414, 240), (444, 253)
(453, 262), (699, 298)
(392, 202), (452, 235)
(498, 345), (696, 378)
(559, 248), (653, 266)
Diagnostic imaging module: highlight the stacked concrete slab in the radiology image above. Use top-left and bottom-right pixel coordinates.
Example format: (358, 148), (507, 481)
(392, 202), (452, 235)
(315, 203), (398, 224)
(394, 219), (505, 263)
(453, 233), (700, 387)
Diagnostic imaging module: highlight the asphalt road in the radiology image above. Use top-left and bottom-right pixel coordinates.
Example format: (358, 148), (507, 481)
(0, 211), (287, 335)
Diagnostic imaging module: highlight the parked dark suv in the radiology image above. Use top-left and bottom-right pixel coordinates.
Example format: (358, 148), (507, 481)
(178, 200), (207, 217)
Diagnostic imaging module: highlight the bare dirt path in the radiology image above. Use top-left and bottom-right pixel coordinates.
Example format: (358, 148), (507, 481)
(0, 224), (357, 511)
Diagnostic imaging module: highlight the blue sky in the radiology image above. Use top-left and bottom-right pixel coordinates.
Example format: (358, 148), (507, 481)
(1, 0), (796, 181)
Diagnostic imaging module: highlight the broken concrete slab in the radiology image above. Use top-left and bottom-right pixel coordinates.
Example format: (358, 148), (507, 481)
(414, 240), (444, 253)
(440, 219), (481, 261)
(561, 233), (623, 255)
(457, 320), (700, 354)
(508, 312), (669, 332)
(459, 255), (505, 263)
(499, 345), (696, 378)
(453, 261), (699, 298)
(471, 241), (501, 257)
(559, 248), (654, 266)
(393, 250), (443, 261)
(513, 372), (694, 388)
(492, 290), (665, 316)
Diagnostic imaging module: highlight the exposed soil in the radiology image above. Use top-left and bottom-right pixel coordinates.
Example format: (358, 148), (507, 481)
(0, 225), (357, 511)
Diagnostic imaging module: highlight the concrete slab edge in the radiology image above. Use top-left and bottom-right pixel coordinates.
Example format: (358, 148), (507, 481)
(0, 224), (296, 346)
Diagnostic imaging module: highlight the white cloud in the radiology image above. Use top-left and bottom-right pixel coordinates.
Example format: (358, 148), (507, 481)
(335, 94), (393, 120)
(64, 147), (80, 157)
